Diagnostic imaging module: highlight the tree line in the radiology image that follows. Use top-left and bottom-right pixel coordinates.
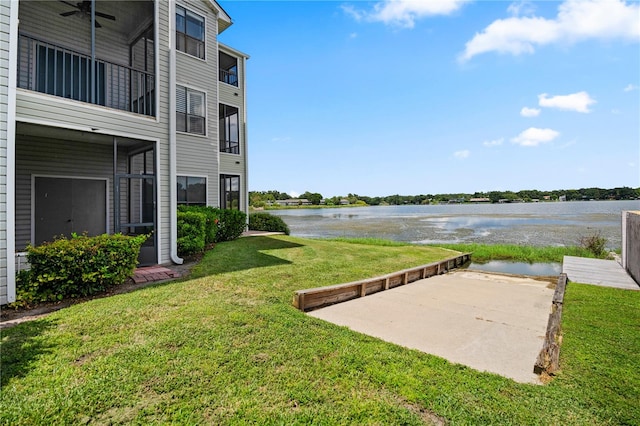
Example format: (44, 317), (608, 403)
(249, 187), (640, 207)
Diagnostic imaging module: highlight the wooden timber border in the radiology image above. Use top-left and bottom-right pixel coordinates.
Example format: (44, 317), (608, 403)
(293, 253), (471, 312)
(533, 273), (568, 377)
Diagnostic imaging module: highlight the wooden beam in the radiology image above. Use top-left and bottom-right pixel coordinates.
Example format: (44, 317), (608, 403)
(534, 273), (568, 376)
(293, 253), (471, 312)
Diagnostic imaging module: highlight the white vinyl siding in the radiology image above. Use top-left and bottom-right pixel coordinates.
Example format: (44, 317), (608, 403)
(14, 0), (172, 265)
(4, 0), (247, 285)
(175, 0), (220, 208)
(0, 0), (11, 304)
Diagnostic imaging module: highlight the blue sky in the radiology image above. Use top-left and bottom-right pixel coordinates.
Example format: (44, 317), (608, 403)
(218, 0), (640, 198)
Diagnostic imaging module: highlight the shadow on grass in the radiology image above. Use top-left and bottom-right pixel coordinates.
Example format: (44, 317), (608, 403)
(190, 236), (305, 277)
(1, 318), (58, 386)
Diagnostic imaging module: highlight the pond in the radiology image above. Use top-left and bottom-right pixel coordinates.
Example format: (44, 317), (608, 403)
(269, 200), (640, 250)
(464, 261), (562, 276)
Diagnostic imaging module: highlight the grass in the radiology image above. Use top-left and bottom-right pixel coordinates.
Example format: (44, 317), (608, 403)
(431, 243), (600, 263)
(558, 284), (640, 425)
(2, 236), (639, 425)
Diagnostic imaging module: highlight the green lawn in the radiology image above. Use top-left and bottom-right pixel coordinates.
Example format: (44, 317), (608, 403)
(1, 236), (638, 425)
(431, 242), (600, 263)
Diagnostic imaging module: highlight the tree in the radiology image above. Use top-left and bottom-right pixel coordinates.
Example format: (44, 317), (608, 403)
(301, 191), (323, 205)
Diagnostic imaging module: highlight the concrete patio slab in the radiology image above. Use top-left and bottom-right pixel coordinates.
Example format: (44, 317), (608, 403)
(309, 271), (555, 384)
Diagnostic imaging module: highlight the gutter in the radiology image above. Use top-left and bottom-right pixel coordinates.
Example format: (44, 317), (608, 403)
(168, 2), (183, 265)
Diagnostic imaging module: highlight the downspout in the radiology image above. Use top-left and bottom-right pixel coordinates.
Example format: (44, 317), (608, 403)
(242, 55), (249, 217)
(90, 0), (96, 104)
(215, 32), (220, 209)
(6, 0), (19, 303)
(168, 2), (183, 264)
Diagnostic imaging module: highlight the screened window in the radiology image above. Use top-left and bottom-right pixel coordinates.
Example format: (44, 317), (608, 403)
(219, 104), (239, 154)
(219, 51), (238, 86)
(220, 175), (240, 210)
(176, 6), (205, 59)
(177, 176), (206, 205)
(177, 85), (205, 135)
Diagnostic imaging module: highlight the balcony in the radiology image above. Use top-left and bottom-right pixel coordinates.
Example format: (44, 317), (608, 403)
(219, 51), (238, 87)
(17, 1), (155, 117)
(18, 34), (155, 117)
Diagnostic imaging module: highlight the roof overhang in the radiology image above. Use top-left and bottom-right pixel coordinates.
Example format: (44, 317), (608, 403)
(206, 0), (233, 34)
(219, 42), (250, 60)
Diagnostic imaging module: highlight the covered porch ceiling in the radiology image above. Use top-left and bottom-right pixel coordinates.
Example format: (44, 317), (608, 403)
(16, 122), (153, 151)
(34, 1), (154, 42)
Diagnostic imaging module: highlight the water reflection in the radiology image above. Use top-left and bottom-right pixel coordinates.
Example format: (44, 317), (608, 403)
(466, 261), (561, 276)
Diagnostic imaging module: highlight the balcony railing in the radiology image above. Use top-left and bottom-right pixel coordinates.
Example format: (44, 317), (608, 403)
(17, 34), (155, 117)
(219, 68), (238, 87)
(220, 139), (240, 154)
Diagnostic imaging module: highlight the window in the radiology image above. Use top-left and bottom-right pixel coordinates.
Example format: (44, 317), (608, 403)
(219, 51), (238, 86)
(177, 85), (205, 135)
(176, 5), (205, 59)
(220, 175), (240, 210)
(219, 104), (239, 154)
(177, 176), (206, 205)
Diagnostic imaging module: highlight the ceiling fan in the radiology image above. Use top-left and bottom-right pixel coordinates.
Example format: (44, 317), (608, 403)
(59, 1), (116, 28)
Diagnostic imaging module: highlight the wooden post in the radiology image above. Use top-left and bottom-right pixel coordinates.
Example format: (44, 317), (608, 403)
(534, 274), (568, 376)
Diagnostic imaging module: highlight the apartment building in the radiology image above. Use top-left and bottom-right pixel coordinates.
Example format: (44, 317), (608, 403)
(0, 0), (249, 304)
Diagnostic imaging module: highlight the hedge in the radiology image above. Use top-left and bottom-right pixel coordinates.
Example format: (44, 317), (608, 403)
(177, 210), (207, 255)
(177, 206), (247, 256)
(249, 212), (290, 235)
(16, 233), (147, 305)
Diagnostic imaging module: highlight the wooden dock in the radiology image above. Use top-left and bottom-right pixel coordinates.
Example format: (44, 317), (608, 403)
(562, 256), (639, 290)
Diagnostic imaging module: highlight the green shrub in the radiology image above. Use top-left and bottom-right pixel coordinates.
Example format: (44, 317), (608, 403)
(178, 205), (220, 245)
(579, 230), (607, 258)
(177, 210), (206, 256)
(17, 233), (147, 304)
(249, 213), (290, 235)
(216, 209), (247, 242)
(178, 206), (246, 244)
(11, 270), (40, 308)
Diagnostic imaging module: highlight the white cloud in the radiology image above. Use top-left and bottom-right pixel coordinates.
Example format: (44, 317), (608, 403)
(520, 107), (541, 117)
(289, 191), (300, 198)
(511, 127), (560, 147)
(460, 0), (640, 61)
(349, 32), (358, 39)
(507, 1), (537, 17)
(454, 149), (470, 159)
(624, 84), (639, 92)
(483, 138), (504, 147)
(342, 0), (468, 28)
(538, 91), (596, 113)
